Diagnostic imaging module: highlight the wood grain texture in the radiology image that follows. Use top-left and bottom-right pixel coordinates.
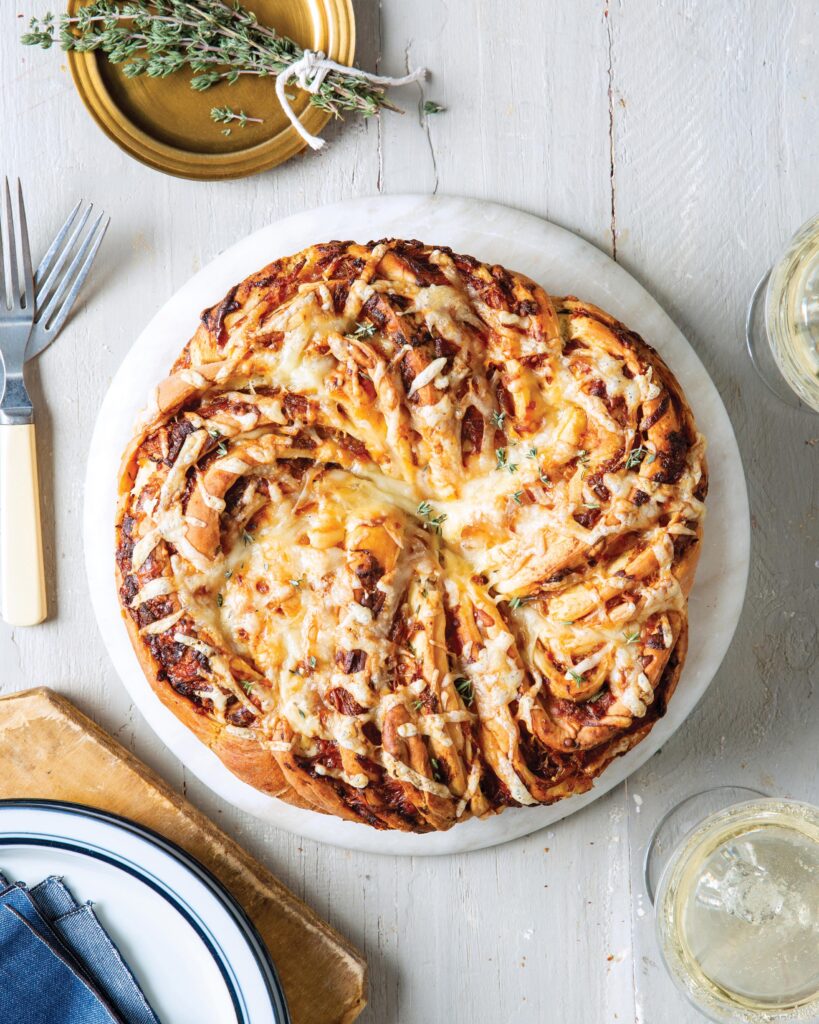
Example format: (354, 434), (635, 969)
(0, 687), (366, 1024)
(1, 0), (816, 1021)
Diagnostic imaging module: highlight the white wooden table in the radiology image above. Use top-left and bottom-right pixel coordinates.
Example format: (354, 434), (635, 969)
(2, 2), (818, 1021)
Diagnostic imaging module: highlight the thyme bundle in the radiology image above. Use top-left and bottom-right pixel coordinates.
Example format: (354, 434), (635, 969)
(22, 0), (432, 137)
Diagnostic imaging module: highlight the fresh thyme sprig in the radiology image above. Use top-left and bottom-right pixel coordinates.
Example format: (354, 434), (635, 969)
(347, 321), (376, 340)
(417, 500), (447, 536)
(625, 445), (656, 470)
(210, 104), (263, 134)
(22, 1), (409, 124)
(495, 446), (518, 474)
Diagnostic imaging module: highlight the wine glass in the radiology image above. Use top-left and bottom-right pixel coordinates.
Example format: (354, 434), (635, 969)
(746, 214), (819, 413)
(645, 787), (819, 1023)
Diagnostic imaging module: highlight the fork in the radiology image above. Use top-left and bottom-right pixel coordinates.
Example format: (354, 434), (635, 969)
(0, 184), (109, 625)
(28, 200), (109, 360)
(0, 178), (42, 626)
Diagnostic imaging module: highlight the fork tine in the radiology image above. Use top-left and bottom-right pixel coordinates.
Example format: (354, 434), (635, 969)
(0, 180), (6, 311)
(4, 178), (18, 311)
(40, 214), (109, 333)
(35, 198), (82, 289)
(36, 204), (93, 313)
(16, 181), (34, 313)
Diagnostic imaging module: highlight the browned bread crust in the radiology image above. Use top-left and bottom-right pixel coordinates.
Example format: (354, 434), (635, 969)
(115, 239), (707, 833)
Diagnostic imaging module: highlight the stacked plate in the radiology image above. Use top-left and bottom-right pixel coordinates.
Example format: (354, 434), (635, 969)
(0, 801), (289, 1024)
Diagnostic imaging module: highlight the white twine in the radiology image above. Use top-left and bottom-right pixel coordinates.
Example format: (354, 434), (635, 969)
(276, 49), (427, 151)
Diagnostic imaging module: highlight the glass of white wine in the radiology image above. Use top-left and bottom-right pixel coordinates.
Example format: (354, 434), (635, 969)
(746, 214), (819, 413)
(646, 788), (819, 1023)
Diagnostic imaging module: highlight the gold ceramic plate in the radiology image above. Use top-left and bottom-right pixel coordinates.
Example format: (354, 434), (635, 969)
(66, 0), (355, 181)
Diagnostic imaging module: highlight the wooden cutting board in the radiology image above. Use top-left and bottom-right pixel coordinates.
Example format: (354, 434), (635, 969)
(0, 687), (366, 1024)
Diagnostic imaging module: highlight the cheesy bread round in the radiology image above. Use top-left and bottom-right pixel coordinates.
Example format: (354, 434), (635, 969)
(116, 239), (707, 833)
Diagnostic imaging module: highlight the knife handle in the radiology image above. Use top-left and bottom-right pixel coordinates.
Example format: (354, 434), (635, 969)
(0, 423), (46, 626)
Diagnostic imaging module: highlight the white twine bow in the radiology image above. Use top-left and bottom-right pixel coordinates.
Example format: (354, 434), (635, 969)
(275, 49), (427, 151)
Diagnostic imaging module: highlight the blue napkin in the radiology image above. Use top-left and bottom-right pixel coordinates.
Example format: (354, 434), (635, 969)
(0, 871), (161, 1024)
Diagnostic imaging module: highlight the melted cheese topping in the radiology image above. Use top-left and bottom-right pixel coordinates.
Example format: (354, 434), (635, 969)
(119, 240), (707, 829)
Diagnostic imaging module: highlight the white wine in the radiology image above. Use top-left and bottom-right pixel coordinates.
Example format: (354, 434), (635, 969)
(657, 799), (819, 1023)
(766, 215), (819, 412)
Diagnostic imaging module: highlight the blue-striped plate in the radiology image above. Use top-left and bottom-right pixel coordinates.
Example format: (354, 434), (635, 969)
(0, 800), (290, 1024)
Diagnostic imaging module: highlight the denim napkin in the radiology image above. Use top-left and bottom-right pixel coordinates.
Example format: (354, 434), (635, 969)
(0, 871), (161, 1024)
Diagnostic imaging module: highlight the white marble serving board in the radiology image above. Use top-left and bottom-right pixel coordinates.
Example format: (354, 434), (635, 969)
(83, 194), (750, 856)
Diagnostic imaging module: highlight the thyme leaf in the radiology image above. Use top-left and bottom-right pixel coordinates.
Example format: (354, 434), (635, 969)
(454, 676), (473, 707)
(625, 446), (651, 470)
(348, 320), (376, 339)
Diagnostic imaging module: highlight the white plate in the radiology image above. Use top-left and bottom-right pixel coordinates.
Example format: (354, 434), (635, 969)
(84, 194), (750, 856)
(0, 801), (289, 1023)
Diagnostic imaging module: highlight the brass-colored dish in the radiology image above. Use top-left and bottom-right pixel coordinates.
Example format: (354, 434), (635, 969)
(66, 0), (355, 181)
